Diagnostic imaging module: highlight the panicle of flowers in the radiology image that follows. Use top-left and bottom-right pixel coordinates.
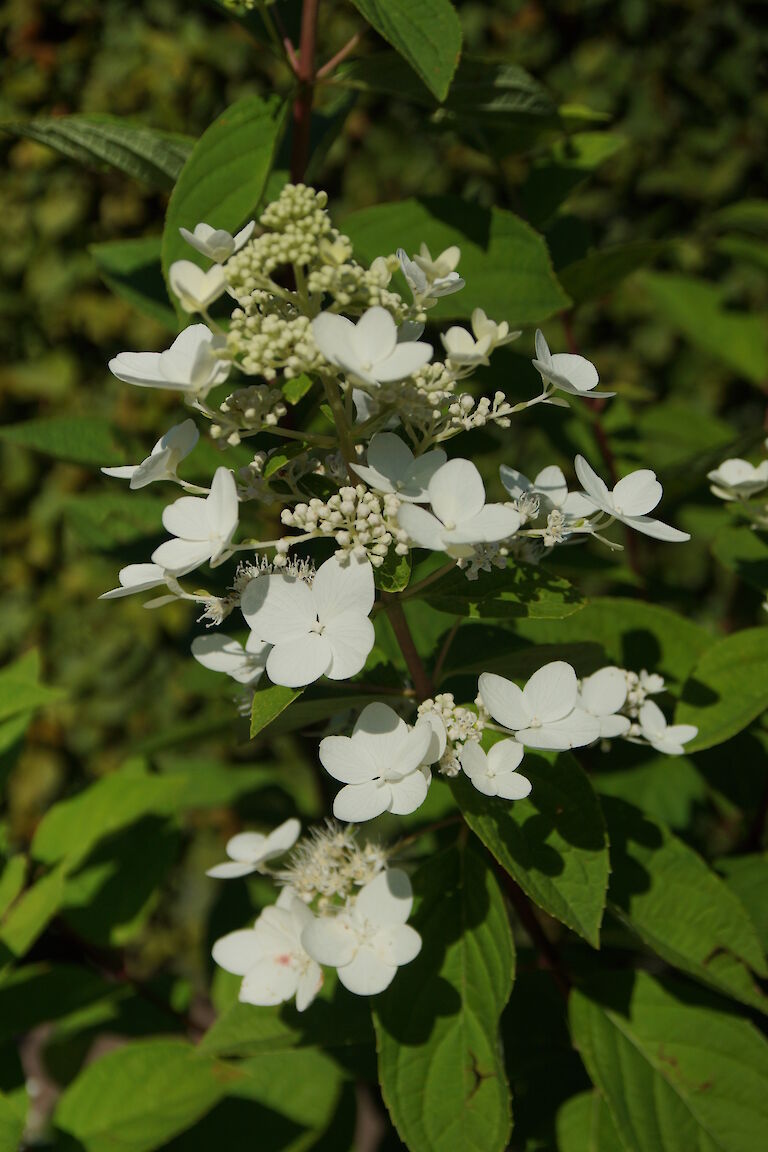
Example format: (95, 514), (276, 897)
(276, 821), (388, 910)
(417, 693), (485, 776)
(211, 383), (288, 444)
(281, 484), (407, 567)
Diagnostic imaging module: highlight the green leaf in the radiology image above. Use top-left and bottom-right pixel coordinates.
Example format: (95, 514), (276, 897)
(709, 199), (768, 236)
(0, 857), (26, 919)
(420, 561), (583, 620)
(281, 374), (314, 406)
(520, 132), (627, 227)
(603, 798), (768, 1013)
(2, 115), (193, 189)
(250, 683), (303, 738)
(0, 416), (127, 467)
(716, 855), (768, 953)
(451, 755), (609, 946)
(374, 837), (514, 1152)
(558, 241), (667, 304)
(231, 1050), (342, 1136)
(0, 650), (63, 723)
(570, 970), (768, 1152)
(31, 769), (184, 866)
(375, 549), (411, 593)
(593, 753), (706, 830)
(0, 862), (68, 957)
(349, 0), (462, 103)
(63, 491), (166, 550)
(90, 237), (177, 330)
(0, 1091), (25, 1152)
(343, 197), (569, 325)
(200, 991), (373, 1058)
(511, 597), (713, 686)
(556, 1091), (625, 1152)
(642, 272), (768, 386)
(54, 1040), (232, 1152)
(712, 525), (768, 592)
(162, 95), (287, 292)
(676, 628), (768, 751)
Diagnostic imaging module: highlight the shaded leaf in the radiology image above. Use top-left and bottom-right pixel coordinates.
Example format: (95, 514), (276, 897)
(676, 628), (768, 751)
(90, 237), (177, 330)
(349, 1), (462, 103)
(420, 561), (583, 620)
(0, 416), (127, 468)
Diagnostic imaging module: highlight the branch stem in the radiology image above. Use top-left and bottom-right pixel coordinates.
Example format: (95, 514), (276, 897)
(381, 593), (434, 700)
(290, 0), (320, 182)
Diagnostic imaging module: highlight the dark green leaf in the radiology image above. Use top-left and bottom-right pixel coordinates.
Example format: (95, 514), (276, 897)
(452, 754), (609, 947)
(2, 115), (192, 189)
(343, 197), (569, 325)
(712, 525), (768, 592)
(676, 628), (768, 751)
(420, 561), (583, 620)
(0, 650), (63, 724)
(0, 416), (127, 467)
(349, 1), (462, 103)
(250, 684), (303, 738)
(90, 237), (177, 330)
(556, 1091), (625, 1152)
(374, 837), (514, 1152)
(63, 491), (166, 550)
(558, 241), (667, 304)
(375, 549), (411, 593)
(715, 855), (768, 953)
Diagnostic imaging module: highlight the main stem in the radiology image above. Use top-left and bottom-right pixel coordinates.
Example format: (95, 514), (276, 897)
(382, 594), (434, 700)
(290, 0), (319, 183)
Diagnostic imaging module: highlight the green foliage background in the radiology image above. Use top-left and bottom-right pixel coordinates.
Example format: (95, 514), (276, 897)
(1, 1), (767, 1149)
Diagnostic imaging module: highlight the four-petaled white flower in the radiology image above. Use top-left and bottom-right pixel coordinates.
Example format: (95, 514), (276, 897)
(191, 632), (269, 685)
(312, 306), (432, 386)
(98, 563), (171, 601)
(459, 739), (532, 799)
(471, 308), (520, 351)
(207, 817), (300, 878)
(397, 458), (521, 557)
(108, 324), (230, 396)
(213, 887), (322, 1011)
(320, 702), (441, 822)
(532, 329), (614, 399)
(575, 455), (690, 543)
(577, 666), (631, 738)
(397, 244), (465, 301)
(152, 466), (239, 575)
(708, 458), (768, 502)
(479, 662), (601, 750)
(302, 868), (421, 995)
(179, 220), (255, 264)
(351, 433), (446, 503)
(169, 260), (227, 314)
(441, 325), (493, 367)
(242, 555), (375, 687)
(635, 700), (698, 756)
(500, 463), (595, 522)
(101, 419), (199, 490)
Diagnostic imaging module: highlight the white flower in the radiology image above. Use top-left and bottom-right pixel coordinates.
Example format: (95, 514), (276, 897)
(212, 887), (322, 1011)
(191, 631), (269, 685)
(241, 555), (375, 687)
(302, 868), (421, 995)
(471, 308), (520, 351)
(441, 326), (493, 367)
(459, 739), (532, 799)
(350, 433), (446, 503)
(207, 818), (300, 878)
(108, 325), (230, 396)
(397, 244), (465, 300)
(169, 260), (227, 314)
(575, 455), (690, 543)
(312, 306), (432, 386)
(98, 563), (170, 600)
(707, 458), (768, 501)
(319, 702), (440, 822)
(101, 420), (198, 490)
(636, 700), (698, 756)
(152, 466), (239, 575)
(179, 220), (255, 264)
(577, 667), (631, 738)
(500, 464), (595, 522)
(479, 662), (601, 750)
(532, 330), (614, 399)
(397, 458), (521, 558)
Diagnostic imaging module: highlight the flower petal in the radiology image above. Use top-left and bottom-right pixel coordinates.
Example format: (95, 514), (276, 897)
(387, 767), (430, 815)
(206, 467), (238, 541)
(478, 672), (531, 730)
(212, 928), (263, 975)
(206, 861), (257, 879)
(378, 923), (421, 966)
(487, 739), (525, 773)
(355, 868), (412, 926)
(622, 515), (690, 543)
(494, 771), (533, 800)
(396, 504), (446, 550)
(324, 614), (375, 681)
(320, 734), (379, 785)
(580, 666), (627, 717)
(613, 470), (662, 516)
(574, 455), (613, 513)
(295, 962), (324, 1012)
(239, 956), (300, 1006)
(263, 818), (301, 858)
(266, 633), (332, 687)
(241, 574), (318, 643)
(351, 306), (397, 363)
(366, 432), (413, 480)
(374, 341), (433, 382)
(524, 661), (578, 723)
(302, 916), (357, 967)
(162, 495), (210, 541)
(225, 831), (267, 863)
(351, 703), (409, 773)
(333, 780), (391, 822)
(429, 459), (485, 526)
(313, 555), (375, 623)
(151, 537), (213, 575)
(337, 947), (396, 995)
(311, 312), (357, 366)
(446, 503), (520, 544)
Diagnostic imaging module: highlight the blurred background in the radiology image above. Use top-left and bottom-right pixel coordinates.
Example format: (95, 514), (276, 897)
(1, 0), (767, 1093)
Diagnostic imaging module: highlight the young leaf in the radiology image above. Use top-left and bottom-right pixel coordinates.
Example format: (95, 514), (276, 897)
(570, 970), (768, 1152)
(90, 237), (177, 330)
(162, 95), (288, 290)
(676, 628), (768, 751)
(374, 837), (515, 1152)
(452, 754), (609, 947)
(603, 797), (768, 1013)
(419, 561), (583, 620)
(349, 1), (462, 103)
(3, 115), (192, 189)
(375, 548), (411, 594)
(343, 197), (569, 324)
(250, 684), (303, 738)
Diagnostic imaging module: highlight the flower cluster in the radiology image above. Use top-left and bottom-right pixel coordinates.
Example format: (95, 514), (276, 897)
(709, 442), (768, 611)
(99, 184), (697, 1007)
(211, 821), (420, 1007)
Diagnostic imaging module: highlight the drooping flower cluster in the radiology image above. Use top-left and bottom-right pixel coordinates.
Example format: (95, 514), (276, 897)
(98, 185), (697, 1007)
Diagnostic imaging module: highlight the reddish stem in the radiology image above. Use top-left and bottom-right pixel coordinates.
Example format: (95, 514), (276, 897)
(500, 871), (571, 999)
(290, 0), (319, 183)
(317, 32), (362, 79)
(382, 594), (434, 700)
